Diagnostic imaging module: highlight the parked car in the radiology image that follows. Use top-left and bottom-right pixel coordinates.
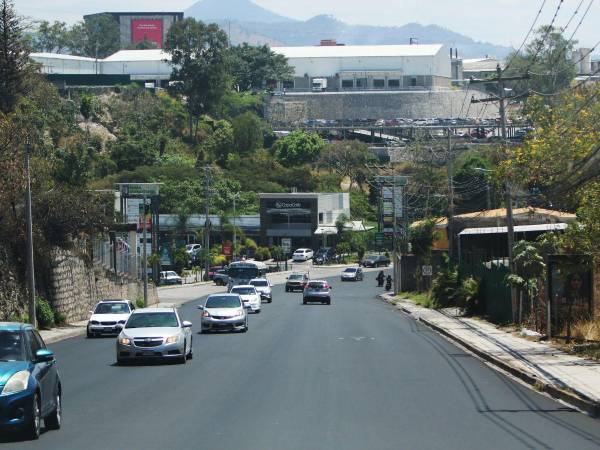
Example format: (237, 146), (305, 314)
(292, 248), (314, 262)
(362, 255), (390, 268)
(230, 285), (261, 313)
(303, 280), (332, 305)
(285, 272), (309, 292)
(160, 271), (183, 285)
(249, 278), (273, 303)
(313, 247), (334, 265)
(341, 267), (364, 281)
(116, 307), (192, 365)
(185, 244), (202, 256)
(87, 299), (135, 338)
(0, 323), (61, 439)
(199, 294), (248, 333)
(213, 269), (229, 286)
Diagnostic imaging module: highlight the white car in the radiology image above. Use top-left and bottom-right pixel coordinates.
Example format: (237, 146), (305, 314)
(230, 285), (261, 313)
(249, 278), (273, 303)
(292, 248), (314, 262)
(160, 270), (183, 285)
(87, 299), (135, 337)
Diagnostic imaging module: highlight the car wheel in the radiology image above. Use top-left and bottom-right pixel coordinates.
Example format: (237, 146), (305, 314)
(285, 287), (289, 292)
(268, 298), (272, 303)
(242, 321), (248, 333)
(187, 341), (193, 360)
(179, 341), (187, 364)
(200, 328), (208, 334)
(326, 300), (331, 305)
(86, 329), (93, 338)
(26, 393), (41, 440)
(45, 388), (62, 430)
(303, 299), (307, 304)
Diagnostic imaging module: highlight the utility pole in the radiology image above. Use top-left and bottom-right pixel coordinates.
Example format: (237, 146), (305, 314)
(447, 128), (455, 262)
(232, 192), (240, 261)
(471, 65), (529, 322)
(204, 166), (212, 282)
(25, 143), (36, 328)
(142, 193), (148, 306)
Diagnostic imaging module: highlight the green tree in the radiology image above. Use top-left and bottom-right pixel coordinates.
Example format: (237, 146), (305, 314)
(0, 0), (34, 114)
(109, 136), (159, 171)
(71, 14), (120, 58)
(232, 111), (263, 155)
(505, 25), (577, 96)
(320, 140), (376, 189)
(32, 20), (69, 53)
(165, 19), (230, 140)
(273, 131), (324, 167)
(230, 43), (293, 91)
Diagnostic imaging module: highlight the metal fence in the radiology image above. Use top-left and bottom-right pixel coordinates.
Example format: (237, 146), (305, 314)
(92, 236), (141, 280)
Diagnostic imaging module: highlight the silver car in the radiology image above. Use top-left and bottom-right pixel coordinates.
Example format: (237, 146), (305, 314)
(199, 294), (248, 333)
(116, 307), (193, 364)
(303, 280), (332, 305)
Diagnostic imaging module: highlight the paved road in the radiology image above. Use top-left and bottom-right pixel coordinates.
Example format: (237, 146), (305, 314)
(3, 269), (600, 449)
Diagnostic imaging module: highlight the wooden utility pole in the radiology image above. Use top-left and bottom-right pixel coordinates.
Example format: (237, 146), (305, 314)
(471, 65), (529, 322)
(204, 166), (212, 282)
(447, 129), (455, 261)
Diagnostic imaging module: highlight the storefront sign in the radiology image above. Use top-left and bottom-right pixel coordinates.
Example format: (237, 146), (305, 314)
(275, 201), (303, 209)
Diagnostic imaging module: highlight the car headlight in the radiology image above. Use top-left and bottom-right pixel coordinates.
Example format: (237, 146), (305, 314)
(119, 337), (131, 346)
(165, 335), (180, 344)
(2, 371), (30, 396)
(118, 320), (126, 324)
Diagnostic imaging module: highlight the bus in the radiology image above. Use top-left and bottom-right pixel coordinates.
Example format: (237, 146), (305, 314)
(227, 260), (268, 290)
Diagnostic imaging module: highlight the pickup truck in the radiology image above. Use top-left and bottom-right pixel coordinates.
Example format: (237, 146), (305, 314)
(213, 269), (229, 286)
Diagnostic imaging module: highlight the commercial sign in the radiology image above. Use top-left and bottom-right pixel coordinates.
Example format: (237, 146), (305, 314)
(222, 243), (232, 257)
(274, 201), (303, 209)
(131, 19), (164, 48)
(137, 203), (152, 233)
(281, 238), (292, 254)
(381, 185), (403, 234)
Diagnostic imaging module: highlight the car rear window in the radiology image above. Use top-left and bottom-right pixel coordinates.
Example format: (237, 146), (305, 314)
(231, 287), (256, 295)
(289, 275), (304, 280)
(344, 268), (357, 273)
(308, 282), (328, 290)
(250, 280), (268, 287)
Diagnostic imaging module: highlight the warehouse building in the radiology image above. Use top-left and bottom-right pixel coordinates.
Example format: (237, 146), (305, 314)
(272, 43), (451, 91)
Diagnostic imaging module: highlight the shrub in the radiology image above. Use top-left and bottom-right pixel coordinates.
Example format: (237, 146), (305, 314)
(457, 276), (480, 314)
(212, 254), (228, 266)
(54, 311), (67, 326)
(36, 297), (55, 329)
(135, 297), (145, 309)
(254, 247), (272, 261)
(270, 246), (285, 261)
(430, 254), (459, 309)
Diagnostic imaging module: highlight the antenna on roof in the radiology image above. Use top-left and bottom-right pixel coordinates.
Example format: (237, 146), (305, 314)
(409, 37), (419, 45)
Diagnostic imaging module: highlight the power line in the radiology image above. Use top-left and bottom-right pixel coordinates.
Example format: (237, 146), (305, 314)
(504, 0), (548, 73)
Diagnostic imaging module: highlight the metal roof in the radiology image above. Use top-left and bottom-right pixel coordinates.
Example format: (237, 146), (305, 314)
(31, 53), (97, 61)
(459, 223), (568, 236)
(103, 49), (171, 62)
(272, 44), (444, 59)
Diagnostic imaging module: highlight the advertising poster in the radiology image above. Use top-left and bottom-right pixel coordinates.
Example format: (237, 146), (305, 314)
(131, 19), (164, 48)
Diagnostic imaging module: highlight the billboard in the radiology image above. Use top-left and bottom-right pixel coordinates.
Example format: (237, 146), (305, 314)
(131, 19), (163, 48)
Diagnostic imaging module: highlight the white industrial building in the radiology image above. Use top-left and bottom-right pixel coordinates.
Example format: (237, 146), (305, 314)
(272, 44), (451, 90)
(31, 49), (172, 87)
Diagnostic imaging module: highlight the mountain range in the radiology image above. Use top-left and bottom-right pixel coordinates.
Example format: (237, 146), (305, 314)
(184, 0), (512, 58)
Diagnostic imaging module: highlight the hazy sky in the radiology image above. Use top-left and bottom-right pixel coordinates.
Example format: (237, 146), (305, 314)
(15, 0), (600, 48)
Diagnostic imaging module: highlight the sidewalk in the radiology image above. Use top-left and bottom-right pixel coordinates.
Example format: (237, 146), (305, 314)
(381, 293), (600, 417)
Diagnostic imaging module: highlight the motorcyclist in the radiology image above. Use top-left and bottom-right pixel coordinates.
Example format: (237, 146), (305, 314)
(385, 275), (392, 291)
(376, 271), (385, 287)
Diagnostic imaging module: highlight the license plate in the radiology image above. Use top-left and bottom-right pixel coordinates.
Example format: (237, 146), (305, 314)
(142, 351), (155, 356)
(104, 327), (114, 332)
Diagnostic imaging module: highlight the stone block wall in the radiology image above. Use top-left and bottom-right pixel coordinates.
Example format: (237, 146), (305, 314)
(49, 248), (158, 323)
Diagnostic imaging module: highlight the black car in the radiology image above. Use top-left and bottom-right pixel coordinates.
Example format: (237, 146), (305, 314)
(313, 247), (334, 265)
(362, 255), (390, 268)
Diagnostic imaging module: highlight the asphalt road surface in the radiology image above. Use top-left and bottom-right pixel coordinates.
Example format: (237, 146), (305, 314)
(3, 270), (600, 449)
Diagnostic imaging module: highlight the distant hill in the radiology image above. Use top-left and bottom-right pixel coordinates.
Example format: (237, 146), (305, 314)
(186, 0), (295, 24)
(185, 2), (512, 58)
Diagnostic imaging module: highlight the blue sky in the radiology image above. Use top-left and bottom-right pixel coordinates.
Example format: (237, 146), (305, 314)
(15, 0), (599, 48)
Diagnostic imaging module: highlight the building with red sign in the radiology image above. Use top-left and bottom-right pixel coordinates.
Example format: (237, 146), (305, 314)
(84, 12), (184, 50)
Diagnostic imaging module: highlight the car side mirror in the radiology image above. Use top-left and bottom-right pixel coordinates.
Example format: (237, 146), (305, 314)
(89, 310), (94, 315)
(197, 305), (204, 310)
(36, 349), (54, 363)
(115, 324), (124, 331)
(182, 321), (193, 328)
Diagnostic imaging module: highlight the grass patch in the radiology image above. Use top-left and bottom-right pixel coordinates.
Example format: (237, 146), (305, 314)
(571, 343), (600, 361)
(397, 291), (433, 308)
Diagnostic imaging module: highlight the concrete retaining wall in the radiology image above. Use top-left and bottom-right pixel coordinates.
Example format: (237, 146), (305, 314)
(267, 90), (499, 123)
(49, 248), (158, 323)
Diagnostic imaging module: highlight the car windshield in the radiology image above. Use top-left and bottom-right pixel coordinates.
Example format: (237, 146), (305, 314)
(344, 268), (357, 273)
(206, 296), (241, 308)
(308, 282), (328, 290)
(0, 331), (24, 361)
(125, 312), (179, 329)
(95, 303), (129, 314)
(289, 275), (304, 280)
(231, 287), (256, 295)
(250, 280), (268, 287)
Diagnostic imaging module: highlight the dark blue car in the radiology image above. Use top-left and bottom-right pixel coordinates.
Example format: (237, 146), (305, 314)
(0, 323), (61, 439)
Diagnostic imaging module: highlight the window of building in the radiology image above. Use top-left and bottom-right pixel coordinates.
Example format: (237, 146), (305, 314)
(410, 77), (418, 87)
(319, 212), (324, 224)
(388, 79), (400, 88)
(356, 78), (367, 88)
(373, 79), (385, 88)
(342, 79), (354, 89)
(282, 80), (294, 89)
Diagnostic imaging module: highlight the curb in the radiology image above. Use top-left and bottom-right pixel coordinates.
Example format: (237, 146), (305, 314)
(378, 294), (600, 418)
(43, 327), (87, 345)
